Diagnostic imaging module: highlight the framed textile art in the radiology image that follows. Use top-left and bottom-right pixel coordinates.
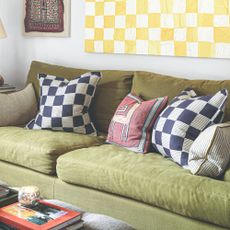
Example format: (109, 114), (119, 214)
(24, 0), (70, 37)
(85, 0), (230, 59)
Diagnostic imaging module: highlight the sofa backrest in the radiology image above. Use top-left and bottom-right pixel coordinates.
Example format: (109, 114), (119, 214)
(27, 61), (230, 134)
(26, 61), (133, 133)
(132, 71), (230, 122)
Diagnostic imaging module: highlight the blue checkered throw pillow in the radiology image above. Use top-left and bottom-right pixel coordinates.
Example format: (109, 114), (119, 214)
(152, 88), (228, 167)
(26, 72), (102, 135)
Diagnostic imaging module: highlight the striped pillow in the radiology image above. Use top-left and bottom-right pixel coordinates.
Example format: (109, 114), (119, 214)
(106, 93), (168, 153)
(189, 123), (230, 178)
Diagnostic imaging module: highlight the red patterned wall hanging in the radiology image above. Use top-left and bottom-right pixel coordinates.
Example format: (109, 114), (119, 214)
(24, 0), (70, 37)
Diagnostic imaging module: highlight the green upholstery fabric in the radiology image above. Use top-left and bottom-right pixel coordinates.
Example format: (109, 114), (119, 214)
(132, 71), (230, 121)
(0, 127), (104, 175)
(90, 70), (133, 133)
(0, 159), (225, 230)
(54, 180), (226, 230)
(57, 144), (230, 228)
(26, 61), (133, 133)
(223, 166), (230, 182)
(0, 161), (56, 199)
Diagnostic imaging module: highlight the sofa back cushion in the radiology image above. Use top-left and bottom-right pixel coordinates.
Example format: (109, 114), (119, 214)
(132, 71), (230, 121)
(26, 61), (133, 133)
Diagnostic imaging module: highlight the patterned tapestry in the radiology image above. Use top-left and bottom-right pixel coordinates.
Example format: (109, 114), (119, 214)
(85, 0), (230, 59)
(24, 0), (64, 33)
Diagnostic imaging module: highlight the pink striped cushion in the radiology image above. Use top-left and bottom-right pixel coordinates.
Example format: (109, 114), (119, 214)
(107, 93), (168, 153)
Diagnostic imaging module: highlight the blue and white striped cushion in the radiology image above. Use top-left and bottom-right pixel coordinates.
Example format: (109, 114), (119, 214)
(152, 88), (228, 167)
(26, 72), (102, 135)
(188, 123), (230, 178)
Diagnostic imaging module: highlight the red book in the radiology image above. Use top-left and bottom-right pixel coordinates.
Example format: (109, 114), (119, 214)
(0, 200), (81, 230)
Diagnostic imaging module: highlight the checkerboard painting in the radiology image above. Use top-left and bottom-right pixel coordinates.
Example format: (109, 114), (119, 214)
(85, 0), (230, 58)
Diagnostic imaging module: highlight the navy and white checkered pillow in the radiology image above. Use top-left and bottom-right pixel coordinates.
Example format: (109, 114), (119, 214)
(152, 88), (228, 167)
(26, 72), (102, 135)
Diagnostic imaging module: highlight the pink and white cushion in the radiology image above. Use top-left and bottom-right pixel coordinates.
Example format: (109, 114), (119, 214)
(106, 93), (168, 153)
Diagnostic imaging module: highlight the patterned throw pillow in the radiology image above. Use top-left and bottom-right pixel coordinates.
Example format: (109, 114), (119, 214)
(189, 123), (230, 178)
(27, 72), (102, 135)
(107, 93), (168, 153)
(152, 88), (228, 167)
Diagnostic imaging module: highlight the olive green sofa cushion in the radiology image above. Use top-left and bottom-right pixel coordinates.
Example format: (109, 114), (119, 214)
(0, 160), (224, 230)
(0, 161), (56, 199)
(54, 179), (225, 230)
(223, 167), (230, 183)
(132, 71), (230, 121)
(57, 144), (230, 228)
(26, 61), (133, 133)
(0, 127), (104, 175)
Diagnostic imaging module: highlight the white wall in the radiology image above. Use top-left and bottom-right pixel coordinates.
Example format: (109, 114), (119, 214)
(0, 0), (230, 88)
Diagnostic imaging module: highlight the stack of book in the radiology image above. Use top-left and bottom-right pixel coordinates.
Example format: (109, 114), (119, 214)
(0, 186), (18, 208)
(0, 186), (10, 198)
(0, 84), (16, 93)
(0, 200), (83, 229)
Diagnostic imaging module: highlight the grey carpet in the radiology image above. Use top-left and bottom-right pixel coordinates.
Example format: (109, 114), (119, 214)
(48, 200), (136, 230)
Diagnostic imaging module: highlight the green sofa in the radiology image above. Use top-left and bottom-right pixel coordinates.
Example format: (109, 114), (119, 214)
(0, 61), (230, 230)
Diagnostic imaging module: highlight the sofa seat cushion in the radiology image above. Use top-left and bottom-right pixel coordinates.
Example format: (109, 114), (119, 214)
(57, 144), (230, 228)
(223, 168), (230, 182)
(0, 127), (105, 175)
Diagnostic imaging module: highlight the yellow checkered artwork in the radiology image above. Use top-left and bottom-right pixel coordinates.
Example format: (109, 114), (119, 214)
(85, 0), (230, 58)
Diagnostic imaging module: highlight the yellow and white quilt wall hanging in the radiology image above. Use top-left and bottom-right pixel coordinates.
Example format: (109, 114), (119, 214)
(85, 0), (230, 59)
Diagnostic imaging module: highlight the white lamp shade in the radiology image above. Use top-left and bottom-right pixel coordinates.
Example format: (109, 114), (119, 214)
(0, 19), (6, 39)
